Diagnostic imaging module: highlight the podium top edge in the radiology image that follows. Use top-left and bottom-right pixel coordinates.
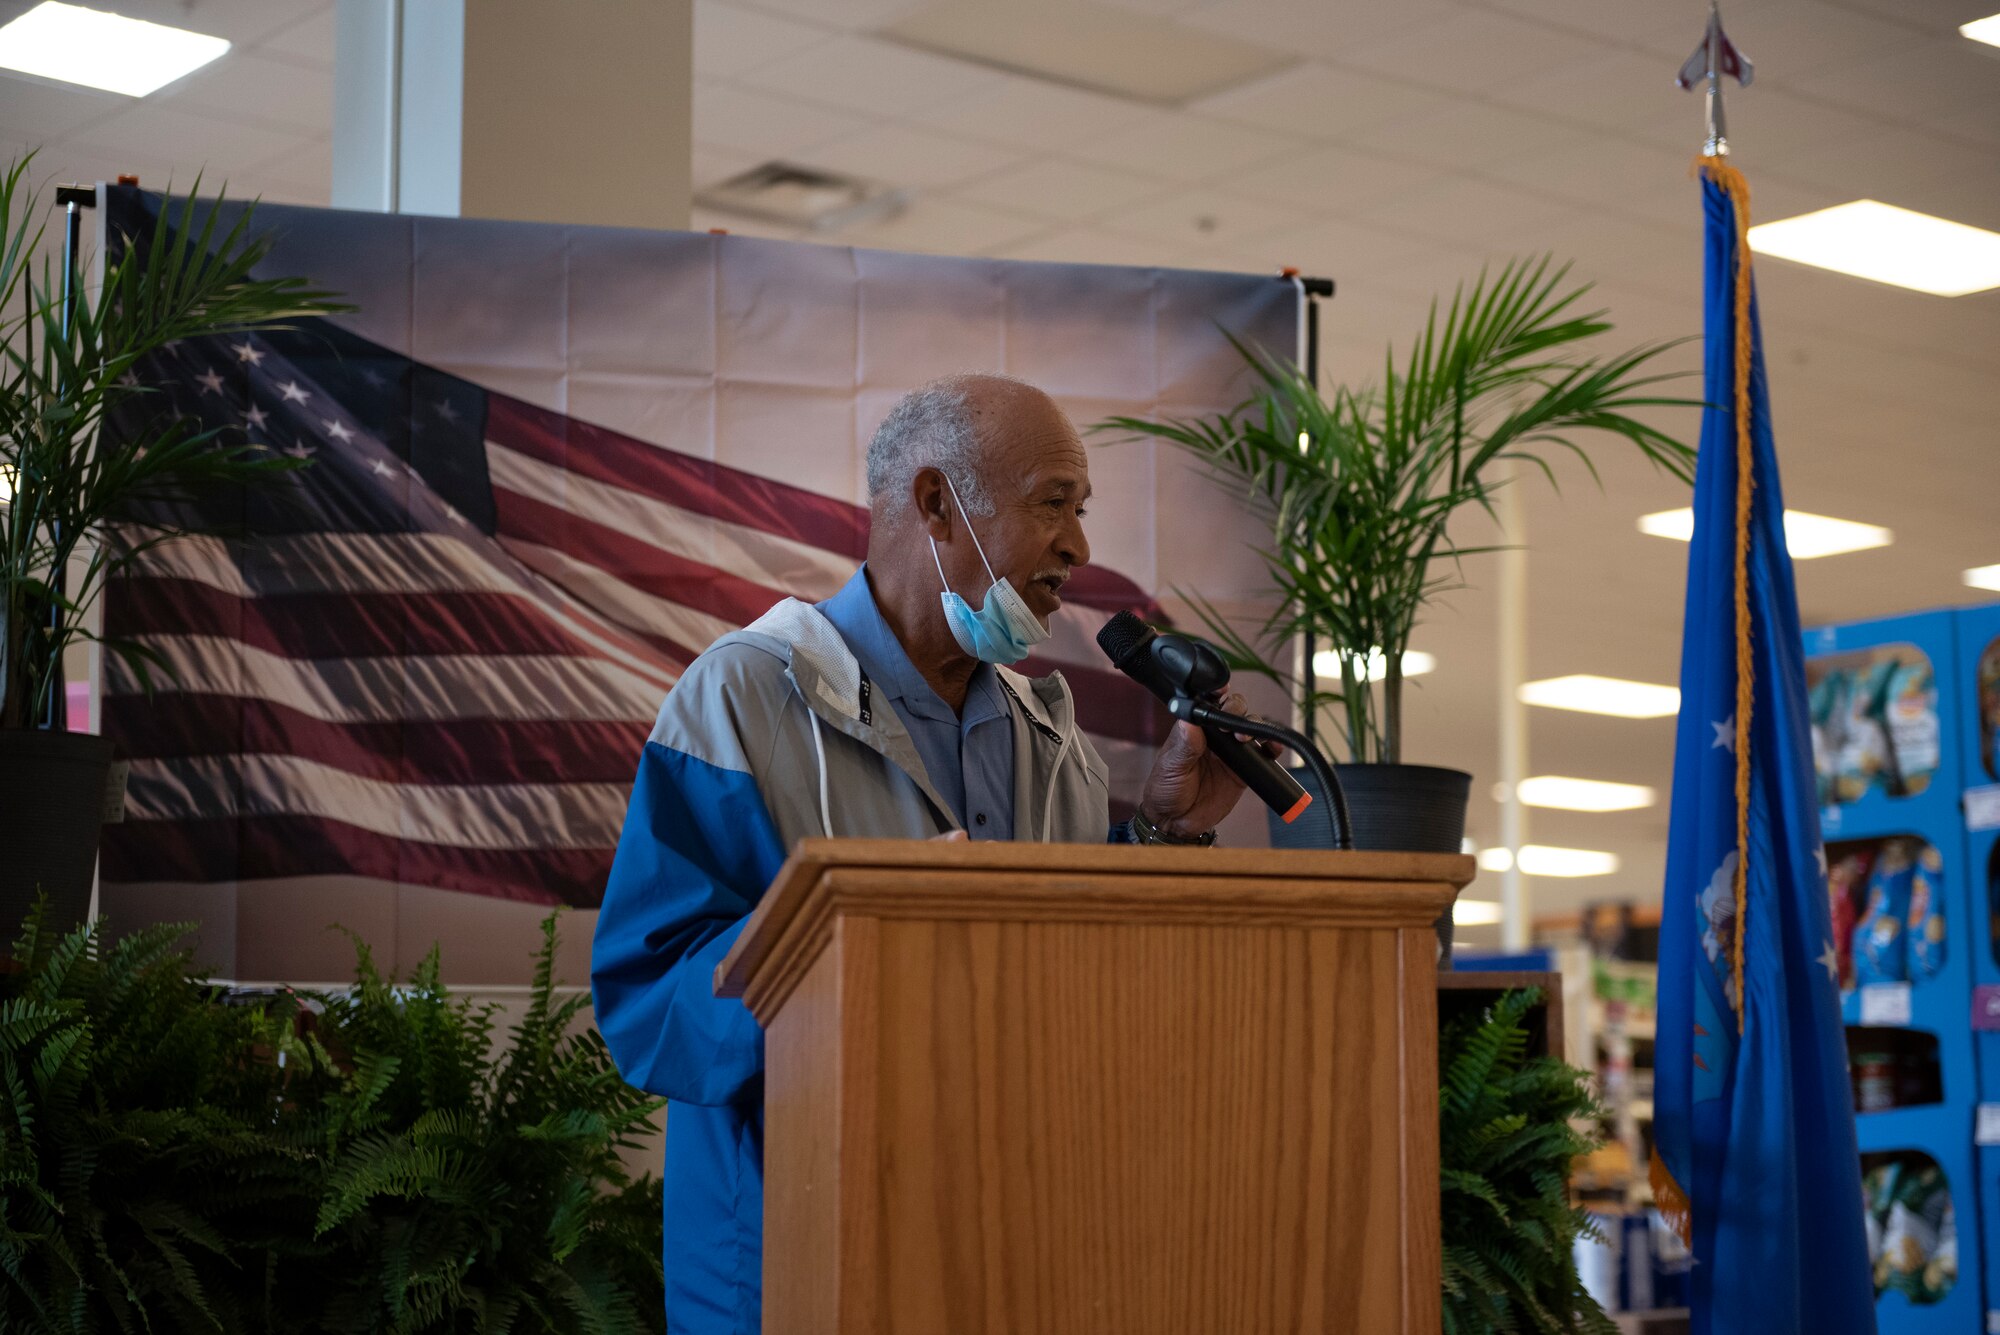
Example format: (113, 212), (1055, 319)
(715, 840), (1475, 1005)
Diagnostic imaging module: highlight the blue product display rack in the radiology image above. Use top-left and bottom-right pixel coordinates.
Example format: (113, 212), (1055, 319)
(1807, 609), (1980, 1334)
(1952, 602), (2000, 1335)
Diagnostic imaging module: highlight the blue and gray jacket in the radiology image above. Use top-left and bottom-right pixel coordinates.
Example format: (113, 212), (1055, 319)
(591, 596), (1111, 1334)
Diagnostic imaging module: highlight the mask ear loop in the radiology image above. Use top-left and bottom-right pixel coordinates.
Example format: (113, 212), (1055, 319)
(938, 473), (1000, 586)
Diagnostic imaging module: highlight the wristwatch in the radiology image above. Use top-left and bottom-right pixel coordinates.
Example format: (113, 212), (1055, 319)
(1128, 807), (1216, 847)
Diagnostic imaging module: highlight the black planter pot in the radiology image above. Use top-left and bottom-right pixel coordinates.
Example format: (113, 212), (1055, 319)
(1267, 762), (1472, 965)
(0, 729), (115, 941)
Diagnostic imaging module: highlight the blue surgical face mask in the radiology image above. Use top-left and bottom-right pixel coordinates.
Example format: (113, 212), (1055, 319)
(929, 475), (1051, 665)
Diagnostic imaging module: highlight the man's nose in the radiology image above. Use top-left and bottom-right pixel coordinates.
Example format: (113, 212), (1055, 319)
(1058, 512), (1090, 569)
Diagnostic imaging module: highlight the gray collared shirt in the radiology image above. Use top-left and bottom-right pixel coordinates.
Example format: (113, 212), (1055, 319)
(817, 565), (1016, 840)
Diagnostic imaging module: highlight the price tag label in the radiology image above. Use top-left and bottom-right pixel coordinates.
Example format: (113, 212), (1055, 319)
(1859, 983), (1912, 1027)
(1967, 785), (2000, 832)
(1977, 1105), (2000, 1148)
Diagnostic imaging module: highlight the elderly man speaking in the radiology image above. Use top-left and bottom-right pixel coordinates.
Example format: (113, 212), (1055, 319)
(592, 373), (1261, 1333)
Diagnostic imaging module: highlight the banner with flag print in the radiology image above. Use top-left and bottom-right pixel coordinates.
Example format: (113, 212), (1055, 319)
(94, 187), (1293, 974)
(1649, 160), (1874, 1332)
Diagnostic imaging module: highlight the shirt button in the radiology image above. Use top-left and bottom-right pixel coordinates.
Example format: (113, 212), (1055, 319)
(975, 812), (988, 826)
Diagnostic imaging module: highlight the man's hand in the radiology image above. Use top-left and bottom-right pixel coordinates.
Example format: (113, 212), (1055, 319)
(1136, 690), (1277, 840)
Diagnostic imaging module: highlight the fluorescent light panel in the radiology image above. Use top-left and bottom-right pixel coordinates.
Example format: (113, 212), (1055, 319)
(1638, 508), (1891, 559)
(1964, 14), (2000, 46)
(1477, 845), (1621, 878)
(0, 1), (228, 96)
(1507, 776), (1657, 812)
(1748, 200), (2000, 297)
(1964, 564), (2000, 593)
(1452, 899), (1503, 926)
(1312, 648), (1436, 683)
(1517, 675), (1680, 719)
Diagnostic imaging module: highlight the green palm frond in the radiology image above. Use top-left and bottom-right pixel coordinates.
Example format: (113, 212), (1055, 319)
(1095, 257), (1696, 762)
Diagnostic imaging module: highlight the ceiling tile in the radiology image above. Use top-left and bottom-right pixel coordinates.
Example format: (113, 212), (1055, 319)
(807, 124), (1024, 188)
(694, 1), (833, 80)
(691, 142), (761, 189)
(954, 158), (1171, 222)
(1348, 174), (1574, 249)
(1221, 143), (1445, 216)
(1724, 2), (1932, 79)
(1095, 186), (1308, 248)
(68, 104), (302, 180)
(1487, 48), (1695, 149)
(921, 75), (1157, 151)
(1178, 0), (1461, 65)
(992, 226), (1188, 267)
(256, 5), (334, 66)
(1338, 10), (1612, 95)
(735, 0), (925, 30)
(1067, 112), (1304, 182)
(1478, 0), (1709, 60)
(0, 75), (128, 141)
(736, 34), (999, 117)
(690, 82), (871, 158)
(1195, 61), (1452, 140)
(95, 0), (322, 45)
(840, 196), (1045, 255)
(156, 52), (333, 135)
(1255, 214), (1437, 276)
(1781, 35), (2000, 133)
(1350, 101), (1588, 172)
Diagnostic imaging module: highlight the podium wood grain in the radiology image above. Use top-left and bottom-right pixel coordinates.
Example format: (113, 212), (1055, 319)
(720, 840), (1471, 1335)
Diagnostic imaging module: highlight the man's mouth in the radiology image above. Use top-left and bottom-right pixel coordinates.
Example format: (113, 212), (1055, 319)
(1032, 574), (1067, 603)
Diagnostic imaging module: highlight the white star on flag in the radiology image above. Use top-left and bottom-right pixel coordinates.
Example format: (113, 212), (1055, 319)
(243, 405), (268, 430)
(323, 419), (354, 443)
(1818, 939), (1840, 984)
(441, 501), (468, 527)
(196, 369), (226, 395)
(283, 441), (313, 459)
(1712, 715), (1735, 752)
(233, 340), (265, 365)
(277, 381), (310, 404)
(117, 371), (140, 388)
(434, 399), (460, 424)
(370, 458), (396, 478)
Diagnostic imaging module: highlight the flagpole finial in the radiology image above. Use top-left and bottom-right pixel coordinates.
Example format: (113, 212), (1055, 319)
(1677, 1), (1754, 156)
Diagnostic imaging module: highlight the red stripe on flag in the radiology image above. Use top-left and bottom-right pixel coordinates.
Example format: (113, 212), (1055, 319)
(489, 394), (869, 561)
(492, 486), (796, 632)
(102, 694), (648, 787)
(102, 815), (610, 907)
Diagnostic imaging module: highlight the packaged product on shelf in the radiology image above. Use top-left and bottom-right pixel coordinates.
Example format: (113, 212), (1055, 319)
(1811, 669), (1846, 806)
(1906, 844), (1946, 977)
(1834, 663), (1896, 803)
(1979, 638), (2000, 780)
(1862, 1161), (1897, 1274)
(1851, 1051), (1897, 1113)
(1828, 848), (1873, 991)
(1876, 1164), (1953, 1303)
(1880, 658), (1939, 795)
(1853, 843), (1914, 985)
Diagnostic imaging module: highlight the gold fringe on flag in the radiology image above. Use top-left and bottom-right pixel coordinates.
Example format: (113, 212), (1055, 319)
(1701, 154), (1756, 1036)
(1651, 1146), (1692, 1248)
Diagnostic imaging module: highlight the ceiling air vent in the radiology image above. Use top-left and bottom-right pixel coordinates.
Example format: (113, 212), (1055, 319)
(694, 162), (910, 233)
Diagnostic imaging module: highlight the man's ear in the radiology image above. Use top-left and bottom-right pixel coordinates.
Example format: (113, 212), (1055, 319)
(911, 467), (952, 541)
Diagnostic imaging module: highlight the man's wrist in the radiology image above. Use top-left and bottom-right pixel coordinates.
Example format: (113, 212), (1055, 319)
(1130, 806), (1215, 847)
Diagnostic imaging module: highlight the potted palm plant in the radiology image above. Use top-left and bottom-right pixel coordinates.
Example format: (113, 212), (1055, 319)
(0, 156), (339, 936)
(1102, 258), (1695, 855)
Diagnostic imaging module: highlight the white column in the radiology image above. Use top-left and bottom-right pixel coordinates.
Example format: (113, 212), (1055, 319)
(333, 0), (692, 230)
(1497, 472), (1530, 951)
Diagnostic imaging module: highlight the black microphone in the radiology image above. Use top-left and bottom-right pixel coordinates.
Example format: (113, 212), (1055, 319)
(1096, 610), (1313, 825)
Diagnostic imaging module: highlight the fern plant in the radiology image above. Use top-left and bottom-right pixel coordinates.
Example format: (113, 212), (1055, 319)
(0, 904), (664, 1334)
(304, 917), (665, 1334)
(1440, 987), (1613, 1335)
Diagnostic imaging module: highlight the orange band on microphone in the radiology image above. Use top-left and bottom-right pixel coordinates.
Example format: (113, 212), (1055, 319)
(1281, 791), (1313, 824)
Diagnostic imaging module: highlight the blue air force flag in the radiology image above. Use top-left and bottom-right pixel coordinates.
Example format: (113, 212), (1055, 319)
(1649, 160), (1875, 1334)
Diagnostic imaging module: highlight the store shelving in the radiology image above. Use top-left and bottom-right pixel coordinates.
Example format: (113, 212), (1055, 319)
(1807, 609), (1978, 1332)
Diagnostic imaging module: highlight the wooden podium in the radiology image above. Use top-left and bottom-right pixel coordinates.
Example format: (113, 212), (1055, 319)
(716, 839), (1473, 1335)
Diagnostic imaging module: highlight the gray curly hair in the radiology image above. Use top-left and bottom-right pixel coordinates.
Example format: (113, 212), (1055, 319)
(866, 374), (1014, 519)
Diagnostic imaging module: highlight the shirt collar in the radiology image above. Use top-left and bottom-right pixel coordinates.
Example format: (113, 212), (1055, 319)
(818, 565), (1007, 726)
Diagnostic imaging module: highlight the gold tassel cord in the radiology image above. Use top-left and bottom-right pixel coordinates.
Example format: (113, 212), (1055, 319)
(1701, 154), (1756, 1037)
(1651, 156), (1759, 1253)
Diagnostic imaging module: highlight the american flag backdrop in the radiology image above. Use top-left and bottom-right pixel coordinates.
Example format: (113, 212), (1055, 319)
(99, 279), (1172, 911)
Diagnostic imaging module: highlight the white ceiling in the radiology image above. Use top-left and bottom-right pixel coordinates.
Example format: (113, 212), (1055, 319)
(6, 0), (1999, 942)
